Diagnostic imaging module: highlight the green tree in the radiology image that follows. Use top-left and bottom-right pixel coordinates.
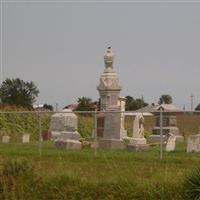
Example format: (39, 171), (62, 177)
(158, 94), (173, 105)
(125, 96), (134, 110)
(195, 104), (200, 111)
(0, 78), (39, 108)
(43, 104), (53, 111)
(76, 97), (95, 111)
(125, 96), (148, 111)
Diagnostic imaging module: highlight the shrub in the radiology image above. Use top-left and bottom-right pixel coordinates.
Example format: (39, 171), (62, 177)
(0, 159), (42, 199)
(184, 166), (200, 200)
(78, 115), (93, 138)
(0, 106), (50, 141)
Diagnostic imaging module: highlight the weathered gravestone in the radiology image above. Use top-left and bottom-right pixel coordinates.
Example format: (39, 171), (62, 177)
(2, 135), (10, 143)
(50, 109), (82, 150)
(187, 134), (200, 153)
(55, 139), (81, 150)
(22, 134), (30, 143)
(127, 113), (149, 151)
(166, 133), (176, 152)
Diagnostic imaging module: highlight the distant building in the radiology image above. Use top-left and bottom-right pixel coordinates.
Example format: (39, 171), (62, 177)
(125, 105), (155, 116)
(147, 104), (184, 143)
(152, 104), (182, 135)
(33, 104), (52, 111)
(64, 104), (78, 111)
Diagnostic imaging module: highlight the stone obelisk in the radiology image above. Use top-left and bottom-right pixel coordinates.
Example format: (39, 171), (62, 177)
(97, 47), (125, 149)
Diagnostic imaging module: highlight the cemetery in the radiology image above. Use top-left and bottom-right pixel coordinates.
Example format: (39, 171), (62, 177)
(0, 48), (200, 199)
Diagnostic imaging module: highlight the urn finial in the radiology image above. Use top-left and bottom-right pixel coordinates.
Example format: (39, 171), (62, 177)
(104, 47), (114, 69)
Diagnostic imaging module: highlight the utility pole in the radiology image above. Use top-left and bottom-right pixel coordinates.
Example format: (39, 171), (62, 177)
(190, 94), (194, 112)
(55, 103), (58, 112)
(159, 105), (164, 159)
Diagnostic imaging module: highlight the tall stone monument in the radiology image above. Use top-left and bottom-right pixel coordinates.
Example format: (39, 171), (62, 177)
(97, 47), (125, 149)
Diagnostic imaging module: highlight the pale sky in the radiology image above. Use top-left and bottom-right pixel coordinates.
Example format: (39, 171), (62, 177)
(1, 1), (200, 110)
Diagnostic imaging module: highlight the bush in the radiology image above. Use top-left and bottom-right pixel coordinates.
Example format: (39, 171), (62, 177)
(184, 166), (200, 200)
(0, 105), (50, 141)
(0, 159), (42, 199)
(78, 115), (93, 138)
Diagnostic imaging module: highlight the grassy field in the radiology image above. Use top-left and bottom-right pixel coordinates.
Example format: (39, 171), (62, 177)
(0, 142), (199, 199)
(0, 113), (200, 199)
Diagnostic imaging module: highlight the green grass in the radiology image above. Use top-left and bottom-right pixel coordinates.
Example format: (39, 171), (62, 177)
(0, 113), (200, 199)
(0, 142), (199, 199)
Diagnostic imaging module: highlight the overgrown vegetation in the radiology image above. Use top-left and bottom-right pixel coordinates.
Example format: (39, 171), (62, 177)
(0, 144), (199, 199)
(0, 105), (50, 141)
(0, 159), (42, 199)
(78, 115), (94, 138)
(184, 166), (200, 200)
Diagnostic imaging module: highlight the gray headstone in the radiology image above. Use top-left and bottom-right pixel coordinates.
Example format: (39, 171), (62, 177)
(51, 109), (82, 150)
(55, 139), (81, 150)
(50, 108), (78, 133)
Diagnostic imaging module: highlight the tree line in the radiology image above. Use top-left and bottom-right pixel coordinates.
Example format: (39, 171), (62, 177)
(0, 78), (200, 111)
(75, 94), (173, 111)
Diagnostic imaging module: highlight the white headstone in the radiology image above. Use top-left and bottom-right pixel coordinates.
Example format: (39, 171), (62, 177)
(2, 135), (10, 143)
(128, 113), (148, 148)
(166, 133), (176, 152)
(133, 113), (145, 138)
(187, 134), (200, 152)
(22, 134), (30, 143)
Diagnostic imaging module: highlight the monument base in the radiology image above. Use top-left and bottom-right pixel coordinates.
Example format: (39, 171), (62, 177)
(127, 143), (149, 151)
(147, 135), (167, 144)
(55, 139), (82, 150)
(98, 139), (125, 150)
(129, 138), (147, 145)
(126, 138), (149, 151)
(147, 135), (184, 144)
(153, 127), (180, 135)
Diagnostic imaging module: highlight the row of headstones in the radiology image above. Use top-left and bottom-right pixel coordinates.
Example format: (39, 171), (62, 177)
(1, 131), (200, 153)
(1, 134), (30, 143)
(166, 133), (200, 152)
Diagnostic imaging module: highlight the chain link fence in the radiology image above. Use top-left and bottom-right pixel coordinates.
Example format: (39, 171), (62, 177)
(0, 110), (200, 158)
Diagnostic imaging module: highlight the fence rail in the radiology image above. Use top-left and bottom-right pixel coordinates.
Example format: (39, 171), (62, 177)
(0, 110), (199, 158)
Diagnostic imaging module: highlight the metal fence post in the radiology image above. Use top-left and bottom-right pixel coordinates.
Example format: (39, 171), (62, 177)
(94, 111), (98, 156)
(38, 113), (42, 156)
(159, 107), (163, 159)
